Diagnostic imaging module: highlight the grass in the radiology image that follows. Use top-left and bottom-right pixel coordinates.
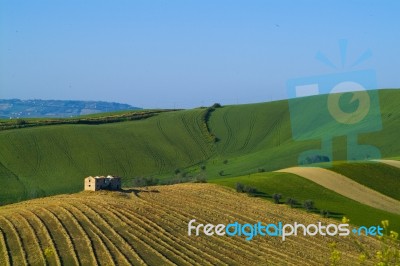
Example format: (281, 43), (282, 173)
(0, 109), (170, 130)
(0, 109), (214, 204)
(323, 161), (400, 200)
(0, 183), (386, 265)
(0, 88), (399, 227)
(212, 172), (400, 232)
(203, 89), (400, 177)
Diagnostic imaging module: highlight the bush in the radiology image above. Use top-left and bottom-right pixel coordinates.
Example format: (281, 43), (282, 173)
(320, 209), (330, 218)
(303, 200), (314, 211)
(235, 183), (258, 195)
(193, 176), (207, 183)
(132, 176), (159, 187)
(16, 119), (27, 125)
(174, 169), (181, 175)
(219, 170), (224, 176)
(286, 198), (297, 208)
(236, 183), (245, 193)
(211, 103), (222, 108)
(223, 159), (228, 164)
(272, 193), (282, 204)
(258, 168), (265, 173)
(244, 186), (258, 195)
(301, 155), (330, 165)
(200, 165), (206, 171)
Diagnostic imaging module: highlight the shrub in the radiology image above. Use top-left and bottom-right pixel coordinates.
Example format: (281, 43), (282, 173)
(286, 198), (297, 208)
(320, 209), (330, 218)
(219, 170), (224, 176)
(303, 200), (314, 211)
(193, 176), (207, 183)
(132, 176), (159, 187)
(301, 155), (330, 165)
(235, 183), (258, 195)
(272, 193), (282, 204)
(236, 183), (245, 193)
(223, 159), (228, 165)
(244, 186), (258, 195)
(200, 165), (206, 171)
(174, 169), (181, 175)
(258, 168), (265, 173)
(16, 119), (27, 125)
(211, 103), (222, 108)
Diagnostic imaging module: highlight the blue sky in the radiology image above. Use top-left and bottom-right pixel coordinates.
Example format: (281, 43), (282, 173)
(1, 1), (399, 108)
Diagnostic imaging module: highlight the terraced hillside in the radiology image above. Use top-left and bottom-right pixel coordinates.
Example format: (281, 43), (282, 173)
(0, 184), (382, 265)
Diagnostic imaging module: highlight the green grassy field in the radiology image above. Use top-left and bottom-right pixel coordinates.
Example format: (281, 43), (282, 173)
(0, 89), (399, 208)
(322, 161), (400, 200)
(0, 109), (214, 204)
(203, 89), (400, 177)
(211, 172), (400, 232)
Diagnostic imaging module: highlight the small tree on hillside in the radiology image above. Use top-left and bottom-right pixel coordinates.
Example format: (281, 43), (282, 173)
(303, 200), (314, 211)
(272, 193), (282, 204)
(320, 209), (330, 218)
(286, 198), (297, 208)
(236, 183), (245, 193)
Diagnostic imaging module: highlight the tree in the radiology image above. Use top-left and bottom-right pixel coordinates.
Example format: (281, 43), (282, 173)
(272, 193), (282, 204)
(320, 209), (330, 218)
(303, 200), (314, 211)
(236, 183), (245, 193)
(244, 186), (258, 195)
(16, 119), (26, 126)
(286, 198), (297, 208)
(200, 165), (206, 171)
(219, 170), (224, 176)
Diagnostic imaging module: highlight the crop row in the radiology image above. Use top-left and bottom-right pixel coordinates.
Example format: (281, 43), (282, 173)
(0, 185), (380, 265)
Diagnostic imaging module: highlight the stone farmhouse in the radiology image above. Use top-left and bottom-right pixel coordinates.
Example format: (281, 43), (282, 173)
(84, 175), (121, 191)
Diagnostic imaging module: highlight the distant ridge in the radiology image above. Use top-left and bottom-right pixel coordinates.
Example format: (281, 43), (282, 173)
(0, 99), (141, 118)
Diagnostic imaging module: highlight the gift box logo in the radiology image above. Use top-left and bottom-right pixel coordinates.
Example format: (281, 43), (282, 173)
(287, 41), (382, 165)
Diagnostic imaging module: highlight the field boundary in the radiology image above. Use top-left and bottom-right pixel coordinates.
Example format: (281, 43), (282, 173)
(276, 167), (400, 215)
(374, 159), (400, 169)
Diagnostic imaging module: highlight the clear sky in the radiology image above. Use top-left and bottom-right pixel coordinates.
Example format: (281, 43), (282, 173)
(1, 1), (399, 108)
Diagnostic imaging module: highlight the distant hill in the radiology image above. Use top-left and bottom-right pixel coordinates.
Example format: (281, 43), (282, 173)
(0, 99), (140, 118)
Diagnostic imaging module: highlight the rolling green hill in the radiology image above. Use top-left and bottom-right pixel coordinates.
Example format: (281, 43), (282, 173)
(0, 89), (399, 206)
(0, 109), (214, 204)
(204, 89), (400, 176)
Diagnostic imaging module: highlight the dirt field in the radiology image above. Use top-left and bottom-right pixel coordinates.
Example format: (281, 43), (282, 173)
(0, 183), (381, 265)
(276, 167), (400, 215)
(375, 159), (400, 169)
